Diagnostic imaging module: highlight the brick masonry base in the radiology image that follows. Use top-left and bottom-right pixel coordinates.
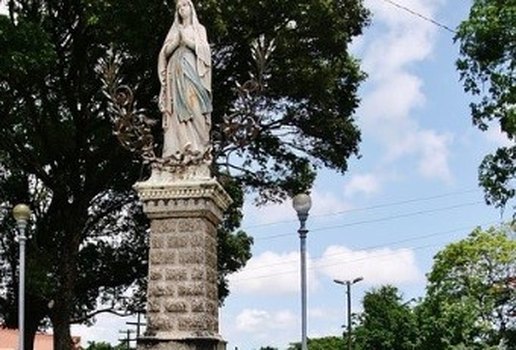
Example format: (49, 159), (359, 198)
(134, 179), (232, 350)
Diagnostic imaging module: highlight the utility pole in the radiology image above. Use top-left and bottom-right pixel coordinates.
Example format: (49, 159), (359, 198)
(346, 281), (353, 350)
(118, 329), (135, 350)
(126, 311), (146, 340)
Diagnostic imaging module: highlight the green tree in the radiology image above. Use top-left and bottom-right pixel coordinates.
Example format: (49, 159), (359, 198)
(352, 285), (418, 350)
(0, 0), (370, 349)
(84, 342), (115, 350)
(455, 0), (516, 209)
(83, 341), (128, 350)
(417, 225), (516, 349)
(287, 336), (345, 350)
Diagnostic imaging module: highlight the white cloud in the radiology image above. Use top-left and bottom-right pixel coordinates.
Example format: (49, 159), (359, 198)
(310, 189), (353, 215)
(357, 0), (453, 183)
(228, 251), (318, 295)
(232, 309), (298, 348)
(361, 0), (438, 79)
(362, 31), (434, 81)
(344, 173), (381, 197)
(235, 309), (271, 332)
(234, 308), (297, 334)
(235, 309), (297, 333)
(274, 310), (298, 328)
(243, 200), (292, 226)
(366, 0), (442, 23)
(484, 125), (514, 147)
(230, 307), (342, 348)
(244, 188), (352, 225)
(229, 244), (422, 296)
(385, 129), (453, 182)
(361, 73), (425, 127)
(309, 307), (341, 320)
(417, 130), (453, 181)
(316, 245), (423, 285)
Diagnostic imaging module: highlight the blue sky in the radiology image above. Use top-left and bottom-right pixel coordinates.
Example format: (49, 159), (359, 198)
(76, 0), (512, 348)
(1, 0), (513, 349)
(214, 1), (510, 348)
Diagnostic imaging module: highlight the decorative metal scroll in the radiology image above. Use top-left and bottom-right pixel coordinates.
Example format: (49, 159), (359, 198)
(99, 57), (157, 164)
(220, 36), (275, 148)
(99, 35), (275, 170)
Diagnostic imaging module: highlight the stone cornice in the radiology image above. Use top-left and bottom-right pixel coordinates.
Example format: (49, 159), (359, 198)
(134, 179), (233, 223)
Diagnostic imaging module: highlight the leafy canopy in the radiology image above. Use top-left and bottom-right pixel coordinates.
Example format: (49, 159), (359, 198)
(417, 225), (516, 349)
(455, 0), (516, 209)
(278, 226), (515, 350)
(0, 0), (370, 349)
(353, 285), (419, 350)
(287, 336), (345, 350)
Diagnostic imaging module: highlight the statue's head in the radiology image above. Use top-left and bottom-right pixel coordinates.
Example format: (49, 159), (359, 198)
(176, 0), (194, 24)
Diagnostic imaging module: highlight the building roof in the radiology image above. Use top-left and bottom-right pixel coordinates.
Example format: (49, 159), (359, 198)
(0, 328), (81, 350)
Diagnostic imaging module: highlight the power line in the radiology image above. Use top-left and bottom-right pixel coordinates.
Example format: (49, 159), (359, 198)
(378, 0), (457, 34)
(231, 220), (500, 275)
(254, 200), (484, 241)
(230, 242), (439, 284)
(244, 188), (480, 230)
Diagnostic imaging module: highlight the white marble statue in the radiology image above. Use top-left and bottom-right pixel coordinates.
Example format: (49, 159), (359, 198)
(158, 0), (212, 166)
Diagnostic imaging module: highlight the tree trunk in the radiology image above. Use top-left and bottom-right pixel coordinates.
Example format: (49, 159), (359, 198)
(52, 307), (73, 350)
(54, 322), (73, 350)
(51, 242), (77, 350)
(25, 318), (39, 350)
(51, 202), (82, 350)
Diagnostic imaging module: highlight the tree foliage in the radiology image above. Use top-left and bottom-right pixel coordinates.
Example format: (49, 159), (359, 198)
(0, 0), (370, 349)
(417, 225), (516, 349)
(282, 226), (515, 350)
(455, 0), (516, 209)
(287, 336), (345, 350)
(84, 341), (126, 350)
(353, 285), (418, 350)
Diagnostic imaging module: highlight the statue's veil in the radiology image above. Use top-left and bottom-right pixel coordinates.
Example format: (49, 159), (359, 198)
(158, 0), (212, 123)
(166, 0), (211, 87)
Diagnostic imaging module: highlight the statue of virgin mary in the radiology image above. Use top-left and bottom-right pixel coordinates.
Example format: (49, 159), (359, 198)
(158, 0), (212, 166)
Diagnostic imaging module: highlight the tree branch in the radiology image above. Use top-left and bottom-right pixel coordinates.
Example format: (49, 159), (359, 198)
(70, 308), (133, 324)
(80, 193), (138, 239)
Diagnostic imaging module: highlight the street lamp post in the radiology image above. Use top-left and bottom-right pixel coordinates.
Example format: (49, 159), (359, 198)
(13, 204), (31, 350)
(334, 277), (364, 350)
(292, 193), (312, 350)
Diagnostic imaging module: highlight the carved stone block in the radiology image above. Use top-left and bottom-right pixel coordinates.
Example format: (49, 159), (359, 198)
(165, 300), (188, 313)
(135, 179), (231, 350)
(165, 268), (188, 281)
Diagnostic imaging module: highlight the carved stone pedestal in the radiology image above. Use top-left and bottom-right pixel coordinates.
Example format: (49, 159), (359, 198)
(134, 178), (232, 350)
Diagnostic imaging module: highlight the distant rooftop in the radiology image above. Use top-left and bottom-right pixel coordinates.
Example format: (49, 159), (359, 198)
(0, 327), (81, 350)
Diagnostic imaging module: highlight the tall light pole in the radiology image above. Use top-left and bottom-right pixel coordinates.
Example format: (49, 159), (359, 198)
(334, 277), (363, 350)
(292, 193), (312, 350)
(13, 204), (31, 350)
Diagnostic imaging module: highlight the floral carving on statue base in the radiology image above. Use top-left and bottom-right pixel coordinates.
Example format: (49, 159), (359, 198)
(146, 163), (212, 184)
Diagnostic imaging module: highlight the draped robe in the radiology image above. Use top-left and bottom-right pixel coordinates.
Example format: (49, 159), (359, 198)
(158, 11), (212, 163)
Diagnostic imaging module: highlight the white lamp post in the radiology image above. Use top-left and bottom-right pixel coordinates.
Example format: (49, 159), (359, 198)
(334, 277), (364, 350)
(292, 193), (312, 350)
(13, 204), (31, 350)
